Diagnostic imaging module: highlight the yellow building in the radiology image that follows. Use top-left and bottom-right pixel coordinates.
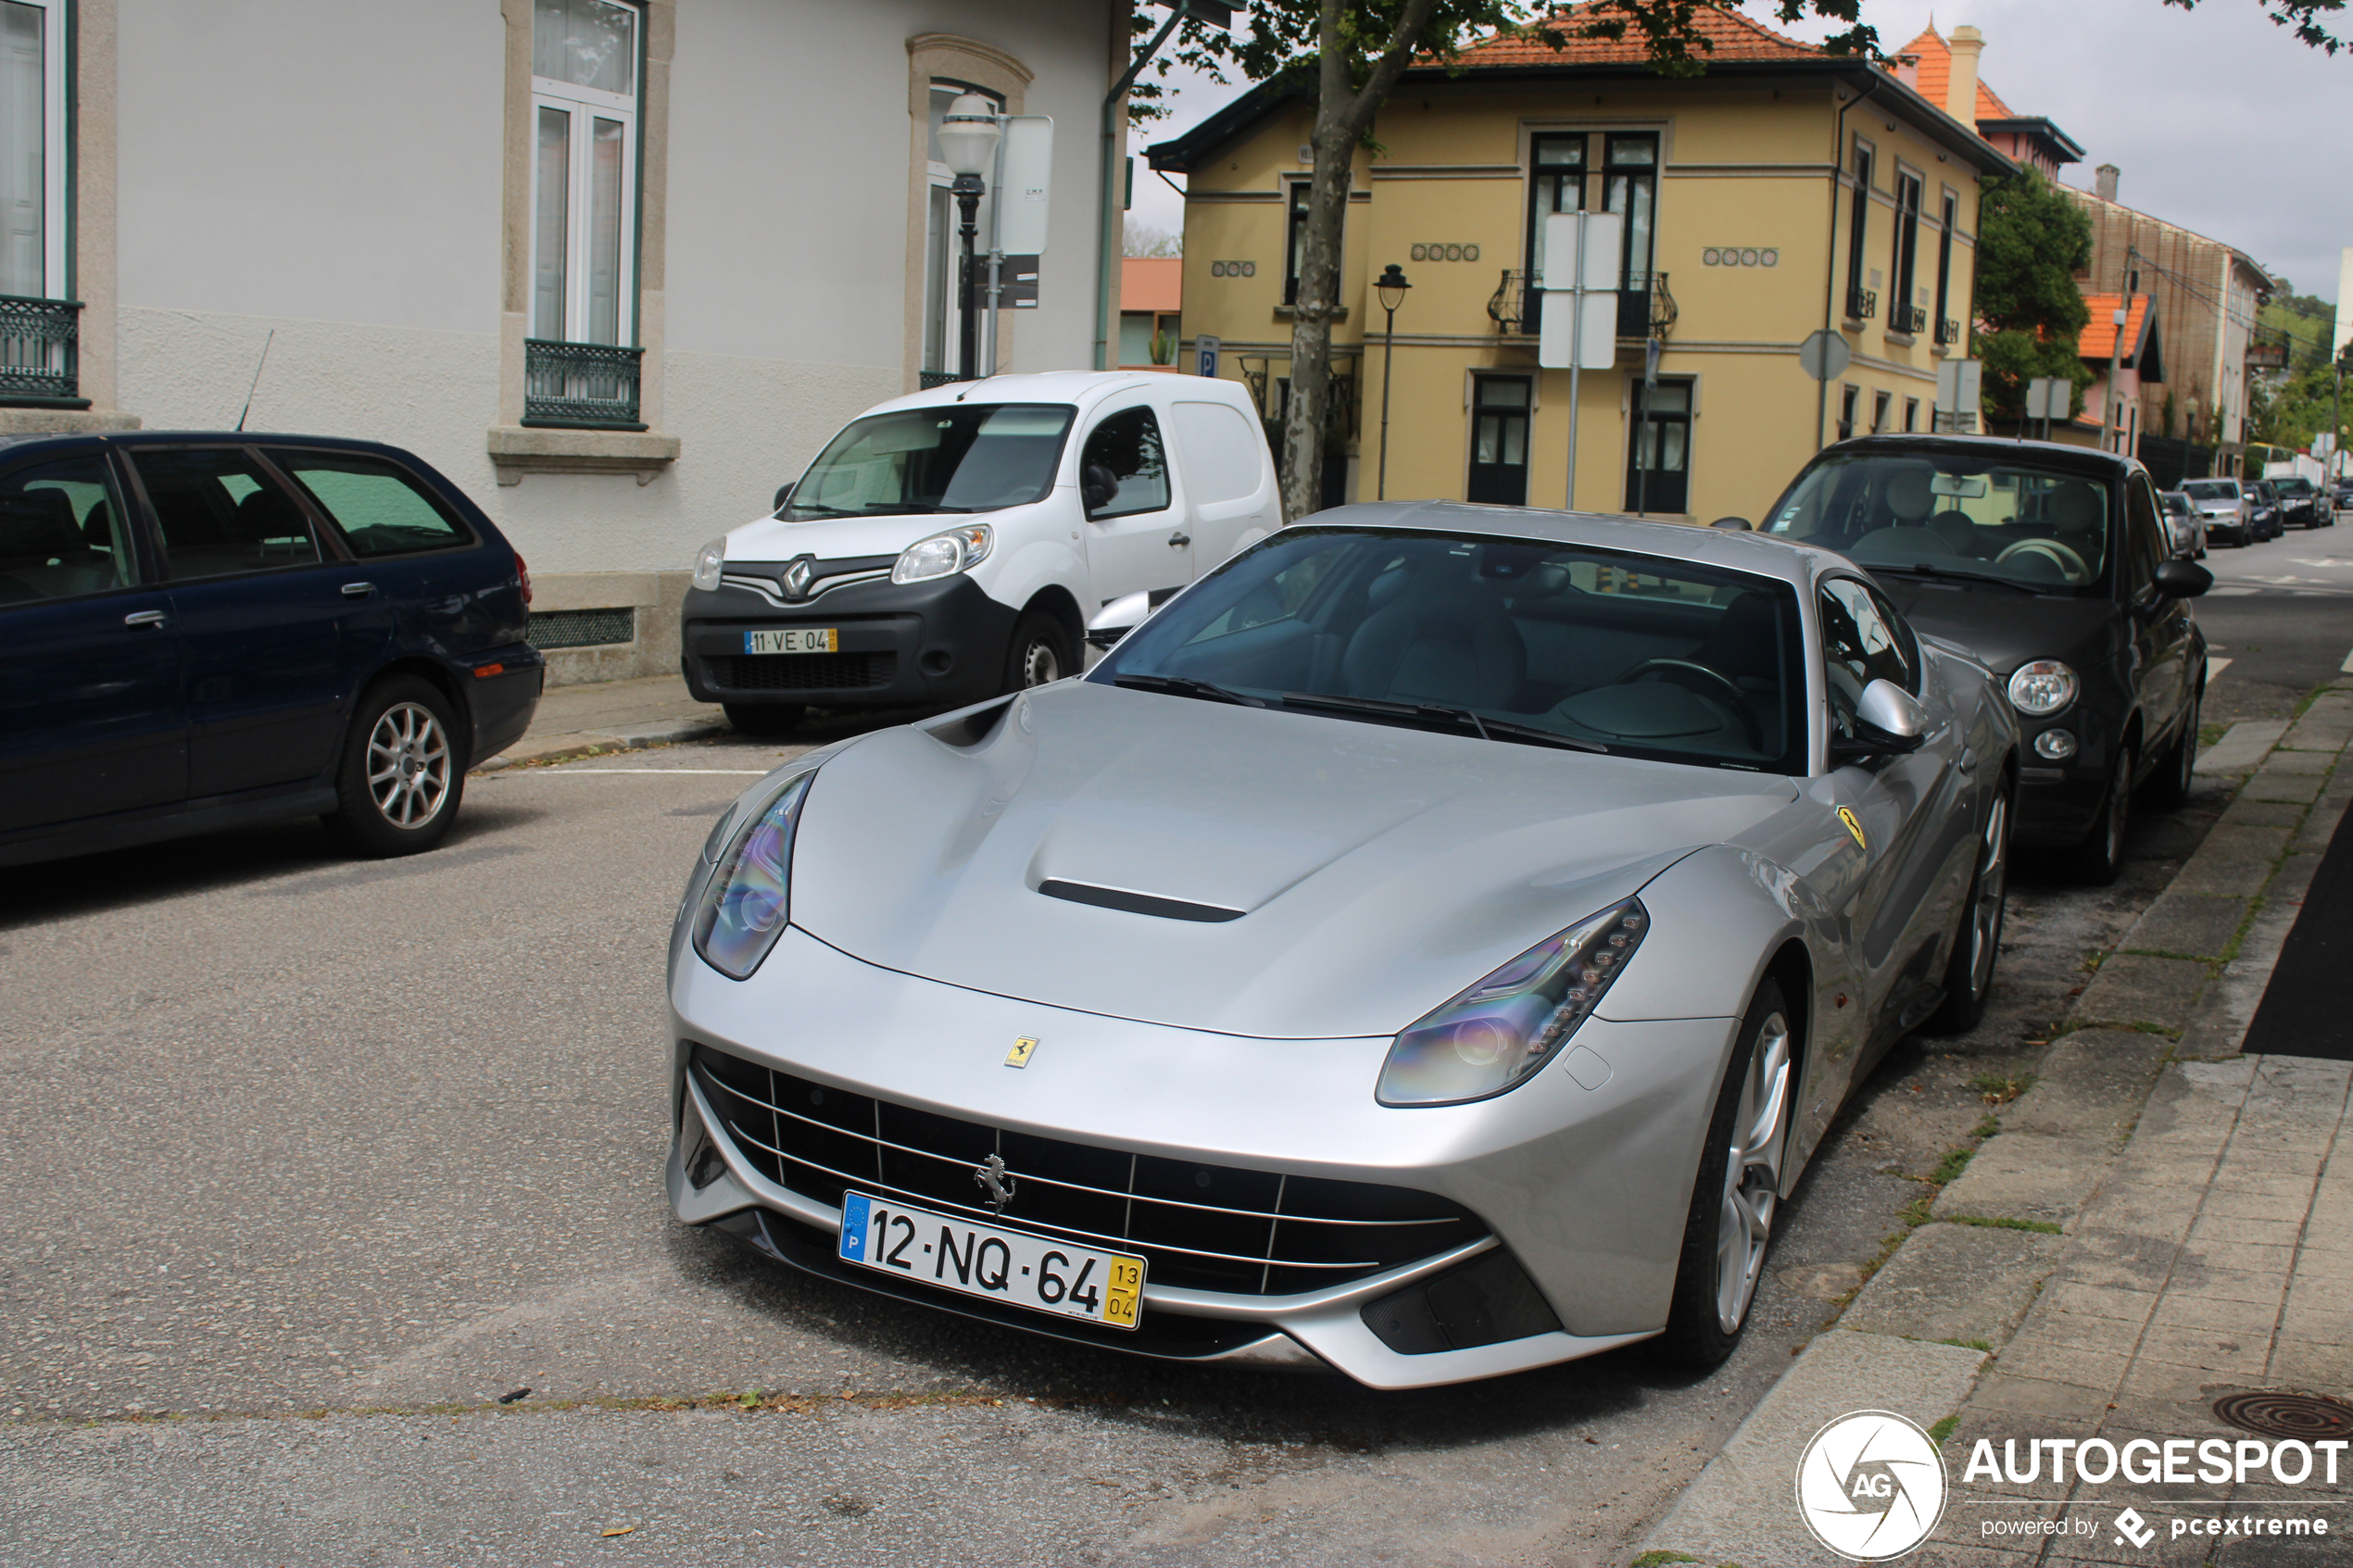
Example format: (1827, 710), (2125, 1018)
(1146, 6), (2015, 524)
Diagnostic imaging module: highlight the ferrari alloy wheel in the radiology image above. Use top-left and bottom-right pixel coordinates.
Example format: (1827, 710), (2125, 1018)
(1925, 787), (2010, 1035)
(1656, 980), (1792, 1368)
(322, 674), (465, 858)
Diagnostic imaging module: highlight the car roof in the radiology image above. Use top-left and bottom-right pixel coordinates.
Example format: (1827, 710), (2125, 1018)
(0, 430), (427, 459)
(1811, 432), (2141, 481)
(849, 370), (1247, 420)
(1294, 499), (1849, 592)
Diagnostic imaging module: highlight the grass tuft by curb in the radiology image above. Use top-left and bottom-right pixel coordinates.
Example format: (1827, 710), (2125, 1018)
(1930, 1413), (1962, 1445)
(1944, 1214), (2063, 1235)
(1970, 1072), (2035, 1107)
(1630, 1553), (1703, 1567)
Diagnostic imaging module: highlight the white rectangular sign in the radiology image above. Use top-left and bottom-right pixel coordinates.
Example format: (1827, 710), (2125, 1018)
(1540, 210), (1623, 292)
(2023, 374), (2067, 421)
(1538, 291), (1617, 370)
(995, 116), (1054, 256)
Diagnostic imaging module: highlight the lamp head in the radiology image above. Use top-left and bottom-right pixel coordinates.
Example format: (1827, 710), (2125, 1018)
(938, 94), (1003, 179)
(1376, 263), (1412, 314)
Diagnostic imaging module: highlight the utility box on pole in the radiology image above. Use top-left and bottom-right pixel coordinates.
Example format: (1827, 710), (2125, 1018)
(1936, 358), (1984, 433)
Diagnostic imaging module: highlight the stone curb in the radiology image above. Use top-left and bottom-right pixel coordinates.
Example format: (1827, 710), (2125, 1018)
(1634, 693), (2351, 1568)
(469, 718), (733, 774)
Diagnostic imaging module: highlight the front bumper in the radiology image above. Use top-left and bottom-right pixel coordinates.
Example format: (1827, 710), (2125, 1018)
(666, 925), (1733, 1389)
(680, 574), (1016, 710)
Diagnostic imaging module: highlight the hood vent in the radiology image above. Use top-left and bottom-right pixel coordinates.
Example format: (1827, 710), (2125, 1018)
(1038, 879), (1245, 923)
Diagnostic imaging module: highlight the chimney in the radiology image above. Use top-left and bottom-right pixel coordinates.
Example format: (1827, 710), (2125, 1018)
(1945, 25), (1984, 128)
(1895, 53), (1920, 90)
(2095, 163), (2120, 202)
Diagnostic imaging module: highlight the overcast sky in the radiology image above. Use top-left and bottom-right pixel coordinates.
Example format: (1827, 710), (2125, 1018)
(1126, 0), (2352, 310)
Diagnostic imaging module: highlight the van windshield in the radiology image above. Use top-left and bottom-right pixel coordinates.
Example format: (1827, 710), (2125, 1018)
(782, 404), (1076, 520)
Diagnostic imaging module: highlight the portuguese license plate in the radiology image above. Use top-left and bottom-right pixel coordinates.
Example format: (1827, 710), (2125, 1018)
(837, 1191), (1144, 1330)
(744, 627), (837, 655)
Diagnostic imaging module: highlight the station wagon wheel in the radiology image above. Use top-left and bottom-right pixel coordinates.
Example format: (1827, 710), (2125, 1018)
(321, 675), (465, 859)
(1655, 980), (1792, 1368)
(1924, 785), (2011, 1035)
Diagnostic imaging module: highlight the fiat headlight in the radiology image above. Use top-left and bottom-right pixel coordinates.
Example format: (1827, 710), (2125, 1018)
(1377, 901), (1648, 1108)
(693, 537), (726, 592)
(2006, 660), (2078, 717)
(891, 523), (993, 584)
(691, 771), (815, 979)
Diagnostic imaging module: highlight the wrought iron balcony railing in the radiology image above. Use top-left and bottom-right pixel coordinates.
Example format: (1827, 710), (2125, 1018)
(1935, 316), (1962, 347)
(1487, 270), (1672, 341)
(522, 339), (645, 430)
(1891, 303), (1928, 336)
(919, 370), (971, 389)
(0, 295), (82, 405)
(1845, 285), (1878, 322)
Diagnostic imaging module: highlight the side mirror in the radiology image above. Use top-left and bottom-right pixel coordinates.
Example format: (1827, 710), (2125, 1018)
(1833, 678), (1929, 763)
(2154, 558), (2212, 598)
(772, 482), (795, 515)
(1709, 516), (1754, 531)
(1081, 463), (1120, 514)
(1086, 589), (1152, 651)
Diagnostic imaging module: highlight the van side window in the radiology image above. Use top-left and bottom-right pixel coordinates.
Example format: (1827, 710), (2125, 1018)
(1079, 407), (1171, 521)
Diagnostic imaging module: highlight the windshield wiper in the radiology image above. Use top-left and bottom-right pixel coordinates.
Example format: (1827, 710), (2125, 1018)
(1869, 561), (2050, 595)
(1113, 672), (1265, 707)
(1279, 691), (1606, 753)
(862, 501), (975, 514)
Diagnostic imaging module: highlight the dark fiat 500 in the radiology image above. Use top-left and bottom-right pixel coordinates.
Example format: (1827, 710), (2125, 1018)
(1761, 435), (2208, 882)
(0, 432), (541, 869)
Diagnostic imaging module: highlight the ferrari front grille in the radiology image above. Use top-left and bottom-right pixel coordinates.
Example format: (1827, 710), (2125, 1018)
(689, 1043), (1486, 1296)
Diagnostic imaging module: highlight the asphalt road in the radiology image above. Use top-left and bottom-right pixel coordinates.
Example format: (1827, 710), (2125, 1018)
(2195, 505), (2353, 719)
(0, 696), (2242, 1565)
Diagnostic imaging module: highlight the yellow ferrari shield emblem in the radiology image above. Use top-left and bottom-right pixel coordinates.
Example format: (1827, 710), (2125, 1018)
(1838, 806), (1868, 849)
(1005, 1036), (1038, 1069)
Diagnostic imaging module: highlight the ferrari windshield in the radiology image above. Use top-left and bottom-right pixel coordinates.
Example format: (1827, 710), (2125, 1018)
(781, 404), (1075, 520)
(1768, 451), (2112, 594)
(1092, 527), (1807, 774)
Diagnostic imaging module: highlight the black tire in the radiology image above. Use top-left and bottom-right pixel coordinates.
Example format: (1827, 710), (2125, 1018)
(2145, 685), (2200, 812)
(321, 674), (465, 858)
(724, 702), (805, 737)
(2070, 741), (2133, 885)
(1001, 609), (1077, 694)
(1923, 784), (2011, 1036)
(1653, 979), (1794, 1371)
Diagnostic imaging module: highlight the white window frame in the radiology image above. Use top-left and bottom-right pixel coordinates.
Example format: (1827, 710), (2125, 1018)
(3, 0), (69, 298)
(529, 3), (639, 346)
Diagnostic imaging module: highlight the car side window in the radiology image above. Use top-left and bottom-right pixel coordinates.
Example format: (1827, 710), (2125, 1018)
(2124, 477), (2166, 596)
(0, 455), (137, 605)
(268, 449), (472, 558)
(129, 447), (324, 582)
(1079, 406), (1171, 521)
(1820, 578), (1913, 739)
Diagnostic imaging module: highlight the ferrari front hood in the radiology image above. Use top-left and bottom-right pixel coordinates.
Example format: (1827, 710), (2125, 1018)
(786, 680), (1800, 1039)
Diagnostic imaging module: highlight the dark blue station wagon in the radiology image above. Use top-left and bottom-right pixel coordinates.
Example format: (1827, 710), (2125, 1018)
(0, 433), (542, 869)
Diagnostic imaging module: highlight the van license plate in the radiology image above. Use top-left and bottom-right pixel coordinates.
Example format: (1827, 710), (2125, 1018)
(745, 628), (837, 655)
(837, 1191), (1144, 1330)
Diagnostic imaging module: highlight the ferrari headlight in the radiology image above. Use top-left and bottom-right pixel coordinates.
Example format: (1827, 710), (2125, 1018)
(1377, 900), (1648, 1108)
(891, 523), (993, 584)
(691, 771), (815, 979)
(2007, 660), (2078, 717)
(692, 537), (726, 593)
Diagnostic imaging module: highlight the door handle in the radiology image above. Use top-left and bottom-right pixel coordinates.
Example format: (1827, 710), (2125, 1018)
(1167, 532), (1191, 548)
(342, 582), (377, 598)
(123, 609), (167, 628)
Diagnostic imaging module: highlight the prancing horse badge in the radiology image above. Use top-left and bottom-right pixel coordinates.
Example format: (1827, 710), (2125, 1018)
(1837, 806), (1868, 849)
(1004, 1036), (1038, 1068)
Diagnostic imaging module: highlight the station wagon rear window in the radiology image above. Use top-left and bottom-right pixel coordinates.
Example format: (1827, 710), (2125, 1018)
(270, 451), (472, 558)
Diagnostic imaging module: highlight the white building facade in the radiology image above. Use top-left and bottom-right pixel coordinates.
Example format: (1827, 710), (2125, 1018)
(1, 0), (1124, 680)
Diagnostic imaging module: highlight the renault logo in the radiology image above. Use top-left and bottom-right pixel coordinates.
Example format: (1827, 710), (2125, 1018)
(972, 1152), (1017, 1212)
(782, 557), (815, 600)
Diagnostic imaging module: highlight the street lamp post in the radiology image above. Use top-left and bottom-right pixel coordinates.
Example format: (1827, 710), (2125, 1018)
(1375, 264), (1411, 500)
(938, 95), (1004, 382)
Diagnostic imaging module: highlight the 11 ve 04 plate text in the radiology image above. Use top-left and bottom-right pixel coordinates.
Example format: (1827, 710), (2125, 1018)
(745, 628), (837, 655)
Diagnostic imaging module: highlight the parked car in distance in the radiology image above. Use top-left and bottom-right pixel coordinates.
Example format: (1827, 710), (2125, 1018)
(2246, 479), (2284, 541)
(2181, 477), (2253, 547)
(679, 371), (1280, 735)
(0, 433), (541, 870)
(2269, 474), (2332, 530)
(1762, 434), (2209, 883)
(2333, 478), (2353, 512)
(2158, 490), (2208, 558)
(667, 506), (2018, 1386)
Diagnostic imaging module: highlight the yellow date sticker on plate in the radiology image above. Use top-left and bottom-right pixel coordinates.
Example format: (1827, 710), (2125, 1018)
(1102, 1256), (1144, 1327)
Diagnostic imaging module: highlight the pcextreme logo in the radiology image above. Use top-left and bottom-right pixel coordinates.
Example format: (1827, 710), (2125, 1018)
(1795, 1410), (1948, 1561)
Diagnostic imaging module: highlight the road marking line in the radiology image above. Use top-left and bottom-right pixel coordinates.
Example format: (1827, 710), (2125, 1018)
(521, 767), (773, 775)
(2208, 657), (2233, 681)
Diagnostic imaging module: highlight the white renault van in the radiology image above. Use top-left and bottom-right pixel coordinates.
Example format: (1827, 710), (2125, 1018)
(682, 371), (1279, 733)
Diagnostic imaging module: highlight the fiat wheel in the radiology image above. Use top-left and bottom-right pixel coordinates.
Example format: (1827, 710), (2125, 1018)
(1925, 786), (2010, 1035)
(2072, 742), (2133, 885)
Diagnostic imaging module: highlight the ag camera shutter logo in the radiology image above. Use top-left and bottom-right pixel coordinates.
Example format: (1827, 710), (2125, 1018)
(1795, 1410), (1949, 1560)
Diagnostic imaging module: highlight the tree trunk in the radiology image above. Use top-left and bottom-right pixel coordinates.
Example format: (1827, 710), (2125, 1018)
(1277, 0), (1439, 523)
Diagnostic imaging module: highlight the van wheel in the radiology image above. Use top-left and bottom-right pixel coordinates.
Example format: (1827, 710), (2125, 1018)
(1002, 611), (1076, 693)
(322, 675), (464, 858)
(724, 703), (804, 736)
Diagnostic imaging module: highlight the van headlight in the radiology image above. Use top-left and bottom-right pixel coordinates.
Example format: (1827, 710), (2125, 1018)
(690, 772), (815, 980)
(892, 524), (993, 584)
(2007, 660), (2078, 717)
(693, 538), (726, 592)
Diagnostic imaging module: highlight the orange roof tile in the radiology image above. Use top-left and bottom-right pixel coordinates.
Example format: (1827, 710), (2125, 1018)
(1122, 257), (1181, 314)
(2079, 294), (2151, 361)
(1889, 24), (2013, 121)
(1451, 2), (1823, 67)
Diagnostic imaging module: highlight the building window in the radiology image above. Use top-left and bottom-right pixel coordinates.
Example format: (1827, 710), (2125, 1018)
(1891, 170), (1923, 333)
(1844, 140), (1874, 320)
(1627, 378), (1692, 514)
(1837, 384), (1858, 443)
(1282, 181), (1312, 306)
(1904, 396), (1919, 433)
(1871, 389), (1892, 433)
(1604, 133), (1657, 338)
(530, 0), (638, 348)
(922, 82), (1004, 378)
(1466, 374), (1531, 506)
(1932, 191), (1957, 345)
(1, 0), (66, 301)
(1521, 132), (1585, 335)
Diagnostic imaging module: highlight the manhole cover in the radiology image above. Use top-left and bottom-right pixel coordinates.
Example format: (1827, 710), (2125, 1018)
(2212, 1391), (2353, 1439)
